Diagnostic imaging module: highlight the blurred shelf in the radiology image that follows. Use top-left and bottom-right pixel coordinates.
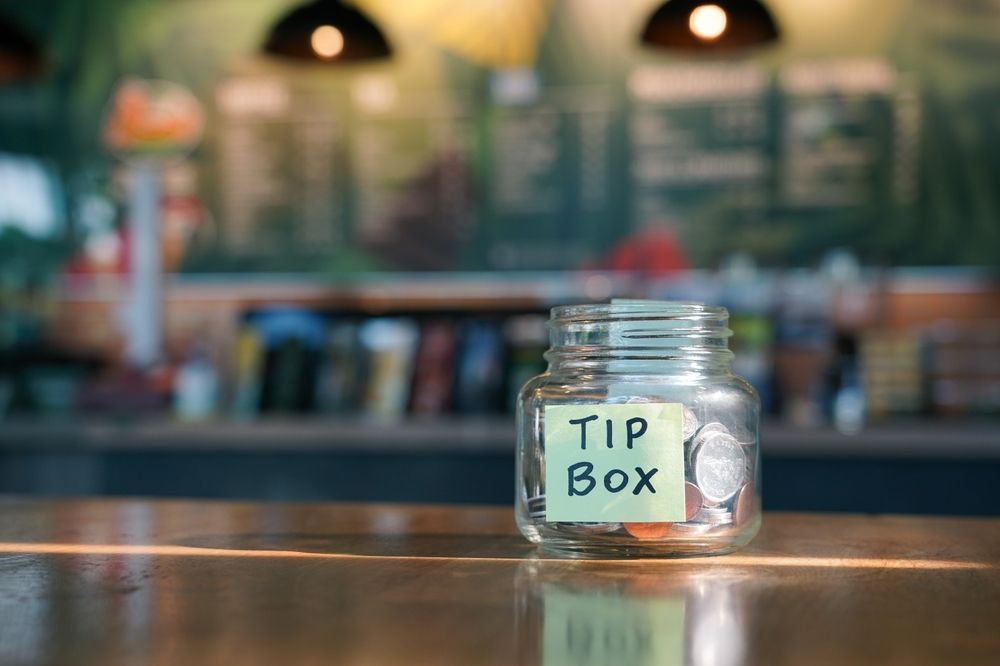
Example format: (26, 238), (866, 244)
(56, 267), (1000, 311)
(0, 418), (514, 454)
(0, 418), (998, 458)
(57, 271), (643, 311)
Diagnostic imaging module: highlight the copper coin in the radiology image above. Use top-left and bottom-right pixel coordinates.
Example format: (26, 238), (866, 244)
(624, 522), (673, 540)
(685, 482), (703, 521)
(734, 483), (755, 526)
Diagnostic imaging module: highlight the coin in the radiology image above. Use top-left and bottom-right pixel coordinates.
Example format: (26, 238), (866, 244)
(682, 405), (700, 440)
(694, 507), (733, 526)
(670, 522), (713, 535)
(685, 481), (703, 521)
(695, 422), (730, 442)
(624, 522), (673, 540)
(689, 422), (730, 469)
(693, 432), (746, 503)
(571, 522), (622, 533)
(526, 494), (546, 519)
(734, 483), (755, 526)
(550, 521), (621, 535)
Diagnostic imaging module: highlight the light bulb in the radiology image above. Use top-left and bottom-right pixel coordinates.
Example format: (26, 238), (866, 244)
(311, 25), (345, 59)
(689, 4), (727, 42)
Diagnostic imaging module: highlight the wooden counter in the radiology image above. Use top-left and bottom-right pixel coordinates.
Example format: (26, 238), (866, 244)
(0, 499), (998, 665)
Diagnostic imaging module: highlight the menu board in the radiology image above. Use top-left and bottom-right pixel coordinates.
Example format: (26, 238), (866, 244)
(484, 86), (615, 269)
(777, 59), (915, 209)
(349, 82), (476, 271)
(202, 57), (921, 270)
(628, 62), (771, 229)
(213, 77), (346, 259)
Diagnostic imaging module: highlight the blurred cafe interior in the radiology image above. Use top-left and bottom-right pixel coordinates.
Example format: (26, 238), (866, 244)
(0, 0), (998, 515)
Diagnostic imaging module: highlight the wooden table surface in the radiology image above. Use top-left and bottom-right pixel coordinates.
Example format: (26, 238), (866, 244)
(0, 499), (998, 666)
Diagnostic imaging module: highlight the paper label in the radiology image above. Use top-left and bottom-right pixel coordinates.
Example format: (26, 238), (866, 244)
(543, 404), (685, 522)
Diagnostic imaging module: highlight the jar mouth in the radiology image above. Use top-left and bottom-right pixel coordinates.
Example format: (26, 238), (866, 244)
(546, 300), (733, 367)
(550, 301), (729, 328)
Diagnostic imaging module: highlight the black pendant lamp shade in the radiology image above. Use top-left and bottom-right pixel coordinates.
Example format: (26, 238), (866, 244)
(263, 0), (391, 63)
(641, 0), (779, 52)
(0, 14), (44, 82)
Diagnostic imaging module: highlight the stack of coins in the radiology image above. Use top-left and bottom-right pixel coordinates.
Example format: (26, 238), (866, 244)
(570, 521), (622, 533)
(693, 506), (733, 526)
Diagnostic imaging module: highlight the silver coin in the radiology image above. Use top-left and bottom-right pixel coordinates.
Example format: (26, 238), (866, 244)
(693, 432), (746, 503)
(569, 522), (622, 533)
(695, 422), (730, 443)
(670, 522), (714, 535)
(689, 422), (729, 468)
(682, 405), (700, 441)
(694, 507), (733, 526)
(549, 521), (620, 534)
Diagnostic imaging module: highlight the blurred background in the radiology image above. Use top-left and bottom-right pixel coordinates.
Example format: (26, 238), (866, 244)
(0, 0), (997, 513)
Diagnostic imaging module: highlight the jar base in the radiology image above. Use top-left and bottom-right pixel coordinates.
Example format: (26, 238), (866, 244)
(520, 516), (761, 559)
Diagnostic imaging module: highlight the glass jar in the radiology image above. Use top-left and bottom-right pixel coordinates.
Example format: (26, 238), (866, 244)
(515, 300), (761, 557)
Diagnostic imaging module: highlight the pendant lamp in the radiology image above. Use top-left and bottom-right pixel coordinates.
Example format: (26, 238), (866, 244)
(641, 0), (779, 52)
(263, 0), (392, 63)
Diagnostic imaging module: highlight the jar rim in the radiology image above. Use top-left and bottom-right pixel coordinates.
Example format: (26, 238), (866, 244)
(550, 300), (728, 321)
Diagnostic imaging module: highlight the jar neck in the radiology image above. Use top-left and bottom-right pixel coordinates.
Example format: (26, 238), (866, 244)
(544, 301), (734, 376)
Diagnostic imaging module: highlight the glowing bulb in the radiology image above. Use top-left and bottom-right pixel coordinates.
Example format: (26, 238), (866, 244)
(689, 4), (727, 42)
(311, 25), (345, 59)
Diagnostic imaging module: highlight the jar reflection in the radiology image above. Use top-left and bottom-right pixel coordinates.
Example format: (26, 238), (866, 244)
(515, 561), (748, 666)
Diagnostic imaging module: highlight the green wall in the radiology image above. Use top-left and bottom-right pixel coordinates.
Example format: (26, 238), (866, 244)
(0, 0), (998, 273)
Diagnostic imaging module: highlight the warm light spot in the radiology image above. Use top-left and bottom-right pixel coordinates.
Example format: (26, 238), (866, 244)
(689, 4), (728, 42)
(311, 25), (345, 59)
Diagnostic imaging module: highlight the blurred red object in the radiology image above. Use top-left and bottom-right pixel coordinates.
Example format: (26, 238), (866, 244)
(586, 226), (689, 275)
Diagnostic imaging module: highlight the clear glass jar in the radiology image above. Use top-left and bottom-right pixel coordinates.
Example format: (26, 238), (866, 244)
(515, 301), (761, 557)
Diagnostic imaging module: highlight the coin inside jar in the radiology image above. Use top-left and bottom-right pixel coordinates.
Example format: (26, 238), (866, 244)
(571, 522), (622, 533)
(624, 522), (673, 540)
(695, 422), (730, 442)
(669, 521), (713, 535)
(734, 483), (755, 526)
(682, 405), (700, 441)
(694, 506), (733, 526)
(692, 432), (746, 503)
(684, 481), (703, 521)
